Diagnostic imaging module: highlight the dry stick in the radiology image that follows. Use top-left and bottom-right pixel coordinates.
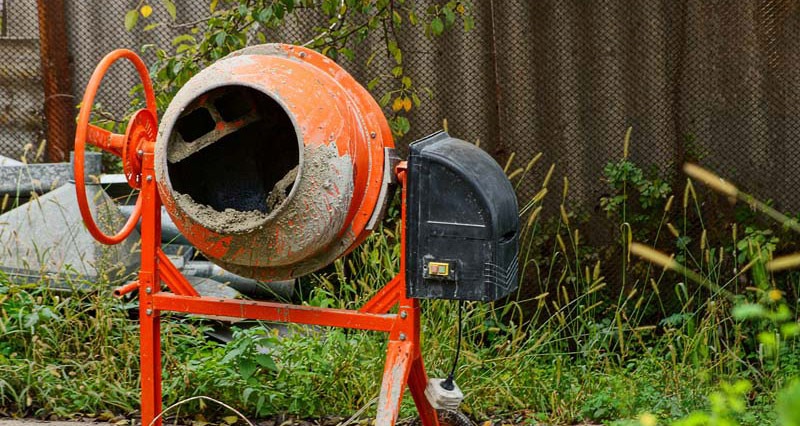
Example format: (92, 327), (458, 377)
(146, 396), (255, 426)
(338, 396), (378, 426)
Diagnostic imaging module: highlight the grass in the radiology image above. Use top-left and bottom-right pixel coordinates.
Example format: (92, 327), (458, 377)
(1, 136), (800, 425)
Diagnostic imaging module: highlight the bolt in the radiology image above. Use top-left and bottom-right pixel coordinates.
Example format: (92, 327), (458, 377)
(145, 287), (152, 294)
(137, 149), (144, 157)
(399, 332), (407, 341)
(400, 311), (407, 319)
(299, 52), (306, 58)
(146, 176), (153, 182)
(146, 308), (153, 316)
(370, 132), (377, 139)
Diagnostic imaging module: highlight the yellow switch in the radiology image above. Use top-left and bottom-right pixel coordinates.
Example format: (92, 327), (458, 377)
(429, 262), (450, 276)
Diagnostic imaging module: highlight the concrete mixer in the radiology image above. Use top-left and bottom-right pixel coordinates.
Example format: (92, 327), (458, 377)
(72, 44), (519, 426)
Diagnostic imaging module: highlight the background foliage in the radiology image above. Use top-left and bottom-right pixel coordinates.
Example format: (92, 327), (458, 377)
(123, 0), (473, 138)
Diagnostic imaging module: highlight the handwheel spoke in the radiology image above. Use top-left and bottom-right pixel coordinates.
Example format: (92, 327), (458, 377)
(87, 124), (125, 156)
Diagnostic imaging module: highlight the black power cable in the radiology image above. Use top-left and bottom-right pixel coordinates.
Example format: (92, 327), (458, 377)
(440, 300), (463, 391)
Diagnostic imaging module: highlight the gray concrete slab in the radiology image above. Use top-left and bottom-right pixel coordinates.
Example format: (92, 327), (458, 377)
(0, 155), (23, 166)
(0, 182), (140, 285)
(0, 153), (102, 196)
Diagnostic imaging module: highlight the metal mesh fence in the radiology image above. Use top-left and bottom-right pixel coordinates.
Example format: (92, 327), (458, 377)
(65, 1), (209, 129)
(0, 0), (44, 162)
(2, 1), (800, 221)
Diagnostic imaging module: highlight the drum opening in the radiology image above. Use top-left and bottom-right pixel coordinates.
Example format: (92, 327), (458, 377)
(167, 85), (300, 215)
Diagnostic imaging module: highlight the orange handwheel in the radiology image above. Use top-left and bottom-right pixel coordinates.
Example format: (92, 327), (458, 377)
(73, 49), (158, 245)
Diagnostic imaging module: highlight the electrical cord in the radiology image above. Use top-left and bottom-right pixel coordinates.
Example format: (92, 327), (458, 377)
(440, 300), (464, 391)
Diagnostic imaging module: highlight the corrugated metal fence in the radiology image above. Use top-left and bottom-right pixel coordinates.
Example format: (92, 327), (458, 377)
(2, 1), (800, 216)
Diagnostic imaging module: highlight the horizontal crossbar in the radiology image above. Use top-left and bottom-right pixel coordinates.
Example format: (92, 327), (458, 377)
(151, 293), (397, 332)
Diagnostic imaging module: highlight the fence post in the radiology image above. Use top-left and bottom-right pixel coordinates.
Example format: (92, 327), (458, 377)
(37, 0), (74, 162)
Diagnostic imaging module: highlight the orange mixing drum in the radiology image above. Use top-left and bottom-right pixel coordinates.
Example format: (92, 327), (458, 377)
(154, 44), (396, 280)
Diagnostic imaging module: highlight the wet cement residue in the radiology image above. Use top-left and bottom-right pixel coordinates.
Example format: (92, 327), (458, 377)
(174, 162), (299, 235)
(175, 192), (268, 234)
(266, 165), (297, 212)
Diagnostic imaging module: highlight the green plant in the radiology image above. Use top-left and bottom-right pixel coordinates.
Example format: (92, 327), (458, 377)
(600, 128), (673, 237)
(125, 0), (474, 138)
(5, 142), (800, 424)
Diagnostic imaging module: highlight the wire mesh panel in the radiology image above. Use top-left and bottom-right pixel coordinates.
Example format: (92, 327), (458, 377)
(65, 1), (209, 122)
(0, 0), (44, 162)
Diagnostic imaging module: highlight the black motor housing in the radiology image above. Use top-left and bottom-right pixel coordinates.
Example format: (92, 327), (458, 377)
(405, 132), (519, 301)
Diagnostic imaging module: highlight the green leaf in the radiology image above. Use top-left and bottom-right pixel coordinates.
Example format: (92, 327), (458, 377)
(172, 34), (195, 46)
(408, 10), (418, 25)
(215, 31), (227, 47)
(274, 3), (285, 19)
(443, 7), (456, 27)
(210, 0), (219, 12)
(143, 23), (160, 31)
(23, 312), (39, 328)
(339, 47), (354, 61)
(239, 358), (256, 380)
(242, 387), (255, 404)
(172, 60), (183, 75)
(255, 354), (277, 371)
(430, 17), (444, 35)
(392, 116), (410, 135)
(378, 93), (391, 107)
(321, 0), (336, 15)
(399, 117), (410, 134)
(161, 0), (177, 21)
(256, 7), (273, 23)
(124, 9), (139, 31)
(401, 76), (411, 89)
(367, 77), (380, 91)
(175, 44), (192, 53)
(365, 51), (378, 67)
(464, 15), (475, 31)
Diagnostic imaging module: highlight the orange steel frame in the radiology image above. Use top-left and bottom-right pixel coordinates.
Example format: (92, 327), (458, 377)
(75, 50), (440, 426)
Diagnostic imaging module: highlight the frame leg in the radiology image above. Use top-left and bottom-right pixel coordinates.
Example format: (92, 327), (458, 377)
(140, 307), (162, 426)
(376, 340), (414, 426)
(139, 150), (163, 426)
(408, 352), (438, 426)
